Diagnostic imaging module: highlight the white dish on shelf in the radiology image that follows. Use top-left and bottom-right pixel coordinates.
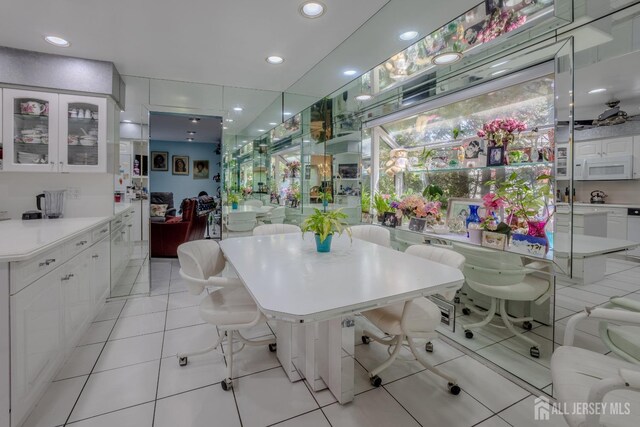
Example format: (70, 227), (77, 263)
(431, 225), (450, 234)
(79, 139), (97, 146)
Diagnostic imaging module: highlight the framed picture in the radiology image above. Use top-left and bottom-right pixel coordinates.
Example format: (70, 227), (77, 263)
(193, 160), (209, 179)
(304, 164), (311, 180)
(446, 198), (487, 222)
(481, 231), (507, 250)
(487, 146), (504, 166)
(172, 155), (189, 175)
(382, 212), (399, 228)
(463, 137), (484, 159)
(151, 151), (168, 171)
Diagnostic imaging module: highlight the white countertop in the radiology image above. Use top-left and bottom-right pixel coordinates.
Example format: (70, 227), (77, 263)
(114, 203), (134, 215)
(557, 202), (640, 209)
(0, 217), (110, 262)
(220, 233), (464, 322)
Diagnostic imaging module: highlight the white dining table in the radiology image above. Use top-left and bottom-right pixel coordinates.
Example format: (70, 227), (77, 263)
(219, 233), (464, 404)
(221, 205), (272, 216)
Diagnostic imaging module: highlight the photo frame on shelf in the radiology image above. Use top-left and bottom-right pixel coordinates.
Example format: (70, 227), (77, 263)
(487, 146), (504, 166)
(481, 231), (507, 250)
(172, 155), (189, 175)
(463, 137), (484, 159)
(382, 212), (399, 228)
(151, 151), (168, 171)
(446, 198), (486, 222)
(304, 164), (311, 180)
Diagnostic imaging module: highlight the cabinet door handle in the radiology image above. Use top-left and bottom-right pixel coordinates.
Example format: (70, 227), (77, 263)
(61, 273), (75, 281)
(39, 258), (56, 267)
(99, 228), (108, 234)
(127, 224), (132, 227)
(121, 231), (126, 235)
(76, 240), (88, 247)
(92, 254), (99, 259)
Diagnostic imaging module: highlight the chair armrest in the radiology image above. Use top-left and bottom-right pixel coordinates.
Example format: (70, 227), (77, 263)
(584, 369), (640, 427)
(563, 307), (640, 346)
(610, 297), (640, 312)
(620, 368), (640, 388)
(166, 208), (177, 216)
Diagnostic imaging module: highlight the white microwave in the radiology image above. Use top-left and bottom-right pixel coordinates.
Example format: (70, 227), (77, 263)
(574, 156), (633, 180)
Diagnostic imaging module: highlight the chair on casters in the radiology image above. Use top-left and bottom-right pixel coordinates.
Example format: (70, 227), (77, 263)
(552, 307), (640, 427)
(452, 244), (551, 358)
(361, 244), (465, 395)
(350, 225), (391, 247)
(176, 240), (275, 391)
(264, 206), (285, 224)
(225, 211), (258, 237)
(253, 224), (300, 236)
(598, 296), (640, 363)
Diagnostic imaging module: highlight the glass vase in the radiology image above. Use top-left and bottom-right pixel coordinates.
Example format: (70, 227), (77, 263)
(466, 205), (482, 237)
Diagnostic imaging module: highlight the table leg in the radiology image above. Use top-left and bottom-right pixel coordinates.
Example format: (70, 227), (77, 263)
(317, 316), (355, 404)
(295, 323), (327, 392)
(276, 321), (302, 382)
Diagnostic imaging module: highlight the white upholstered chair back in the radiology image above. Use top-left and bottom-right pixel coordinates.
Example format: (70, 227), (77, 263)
(226, 211), (257, 232)
(244, 199), (263, 207)
(267, 206), (286, 224)
(350, 225), (391, 247)
(405, 245), (466, 271)
(177, 240), (227, 295)
(253, 224), (301, 236)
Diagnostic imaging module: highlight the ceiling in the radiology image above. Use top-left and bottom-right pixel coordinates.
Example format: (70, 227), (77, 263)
(149, 113), (222, 144)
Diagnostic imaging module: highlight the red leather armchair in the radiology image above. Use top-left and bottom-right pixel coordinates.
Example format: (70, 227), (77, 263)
(151, 199), (208, 257)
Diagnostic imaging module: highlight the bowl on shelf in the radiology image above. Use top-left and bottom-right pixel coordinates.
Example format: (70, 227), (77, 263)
(17, 152), (42, 164)
(23, 136), (42, 144)
(79, 137), (97, 146)
(431, 224), (450, 234)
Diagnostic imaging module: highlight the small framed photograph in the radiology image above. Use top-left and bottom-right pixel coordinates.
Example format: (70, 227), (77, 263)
(486, 146), (504, 167)
(463, 137), (484, 159)
(304, 164), (311, 180)
(172, 155), (189, 175)
(481, 231), (507, 250)
(193, 160), (209, 179)
(382, 212), (399, 228)
(446, 198), (487, 222)
(151, 151), (168, 171)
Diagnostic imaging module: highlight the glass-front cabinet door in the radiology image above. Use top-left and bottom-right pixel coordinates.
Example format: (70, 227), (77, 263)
(58, 95), (107, 172)
(2, 89), (59, 172)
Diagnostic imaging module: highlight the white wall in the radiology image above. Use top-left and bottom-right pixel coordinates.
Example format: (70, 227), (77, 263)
(573, 180), (640, 206)
(0, 172), (114, 219)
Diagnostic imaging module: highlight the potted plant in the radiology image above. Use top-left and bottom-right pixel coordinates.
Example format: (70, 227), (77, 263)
(227, 193), (240, 210)
(396, 194), (441, 231)
(477, 118), (527, 164)
(361, 190), (371, 222)
(301, 209), (352, 253)
(320, 189), (333, 207)
(373, 193), (393, 223)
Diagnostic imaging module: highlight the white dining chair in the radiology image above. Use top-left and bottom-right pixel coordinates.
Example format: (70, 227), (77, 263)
(264, 206), (286, 224)
(452, 243), (551, 358)
(350, 225), (391, 247)
(176, 240), (275, 391)
(598, 296), (640, 363)
(552, 307), (640, 427)
(361, 244), (465, 395)
(244, 199), (263, 208)
(225, 211), (258, 236)
(253, 224), (300, 236)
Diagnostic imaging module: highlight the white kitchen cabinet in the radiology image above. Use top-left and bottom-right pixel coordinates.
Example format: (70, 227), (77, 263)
(60, 253), (93, 349)
(2, 89), (110, 173)
(634, 136), (640, 179)
(91, 237), (110, 305)
(606, 208), (628, 240)
(10, 269), (62, 427)
(574, 136), (633, 160)
(575, 140), (601, 159)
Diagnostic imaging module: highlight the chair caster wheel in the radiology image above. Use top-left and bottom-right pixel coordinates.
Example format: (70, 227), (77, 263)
(362, 336), (371, 345)
(448, 383), (461, 395)
(268, 343), (277, 352)
(465, 330), (474, 339)
(370, 375), (382, 387)
(425, 342), (434, 352)
(454, 296), (460, 304)
(523, 321), (533, 330)
(462, 308), (471, 315)
(178, 356), (188, 366)
(530, 347), (540, 358)
(221, 379), (232, 391)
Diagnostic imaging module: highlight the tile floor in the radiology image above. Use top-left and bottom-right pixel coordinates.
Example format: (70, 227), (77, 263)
(22, 256), (640, 427)
(110, 242), (150, 298)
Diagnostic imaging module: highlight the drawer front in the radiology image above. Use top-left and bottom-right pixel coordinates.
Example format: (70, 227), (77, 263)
(91, 223), (110, 243)
(10, 248), (63, 294)
(111, 215), (125, 231)
(63, 231), (92, 260)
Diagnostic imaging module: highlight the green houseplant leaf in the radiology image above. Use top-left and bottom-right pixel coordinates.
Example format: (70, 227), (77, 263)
(301, 209), (352, 243)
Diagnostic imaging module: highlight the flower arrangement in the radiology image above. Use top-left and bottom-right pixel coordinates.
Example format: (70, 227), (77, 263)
(285, 160), (301, 178)
(476, 8), (527, 44)
(241, 186), (252, 198)
(395, 194), (441, 220)
(477, 118), (527, 147)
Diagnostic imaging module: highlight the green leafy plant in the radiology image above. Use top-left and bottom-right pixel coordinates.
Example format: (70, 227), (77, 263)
(361, 190), (371, 213)
(373, 193), (393, 214)
(418, 148), (437, 167)
(320, 190), (333, 203)
(487, 171), (553, 223)
(227, 193), (240, 204)
(301, 209), (352, 243)
(452, 127), (464, 140)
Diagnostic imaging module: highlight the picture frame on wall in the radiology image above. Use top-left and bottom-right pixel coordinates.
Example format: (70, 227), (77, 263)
(487, 146), (504, 167)
(172, 155), (189, 175)
(151, 151), (168, 171)
(193, 160), (209, 179)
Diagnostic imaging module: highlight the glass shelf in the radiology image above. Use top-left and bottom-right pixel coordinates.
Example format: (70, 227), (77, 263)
(407, 162), (553, 174)
(14, 113), (48, 120)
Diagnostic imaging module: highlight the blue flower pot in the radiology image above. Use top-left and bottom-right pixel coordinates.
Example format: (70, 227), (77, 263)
(314, 234), (333, 252)
(466, 204), (481, 237)
(323, 200), (328, 207)
(231, 202), (238, 210)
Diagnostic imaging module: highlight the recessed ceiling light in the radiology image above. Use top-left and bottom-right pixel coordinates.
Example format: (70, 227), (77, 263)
(588, 88), (607, 94)
(122, 120), (132, 123)
(399, 31), (419, 41)
(233, 107), (243, 112)
(284, 111), (292, 116)
(257, 129), (265, 132)
(266, 56), (284, 64)
(187, 131), (196, 135)
(343, 70), (357, 76)
(225, 118), (233, 122)
(189, 117), (201, 123)
(187, 137), (194, 142)
(491, 60), (509, 68)
(44, 35), (70, 47)
(269, 122), (278, 126)
(491, 69), (509, 76)
(223, 126), (228, 130)
(300, 1), (326, 18)
(432, 52), (463, 65)
(242, 140), (248, 143)
(355, 94), (373, 101)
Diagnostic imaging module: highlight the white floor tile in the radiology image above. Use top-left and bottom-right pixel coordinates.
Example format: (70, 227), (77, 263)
(167, 292), (204, 310)
(120, 295), (168, 318)
(165, 306), (205, 330)
(227, 338), (279, 378)
(93, 301), (125, 322)
(109, 311), (166, 340)
(22, 376), (86, 427)
(304, 380), (337, 407)
(542, 384), (553, 396)
(66, 402), (154, 427)
(131, 282), (150, 295)
(150, 281), (170, 296)
(557, 314), (605, 337)
(568, 283), (628, 298)
(237, 322), (274, 340)
(499, 395), (569, 427)
(162, 323), (220, 358)
(597, 278), (640, 293)
(234, 368), (318, 427)
(354, 340), (425, 385)
(437, 322), (502, 352)
(68, 360), (159, 422)
(354, 360), (376, 395)
(557, 287), (610, 305)
(500, 332), (554, 369)
(94, 332), (163, 372)
(168, 277), (189, 293)
(554, 295), (592, 313)
(554, 306), (576, 322)
(437, 355), (529, 412)
(323, 388), (420, 427)
(476, 344), (552, 389)
(475, 415), (513, 427)
(154, 384), (241, 427)
(552, 322), (609, 353)
(384, 370), (493, 427)
(272, 410), (330, 427)
(55, 343), (103, 381)
(77, 320), (116, 346)
(157, 353), (227, 398)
